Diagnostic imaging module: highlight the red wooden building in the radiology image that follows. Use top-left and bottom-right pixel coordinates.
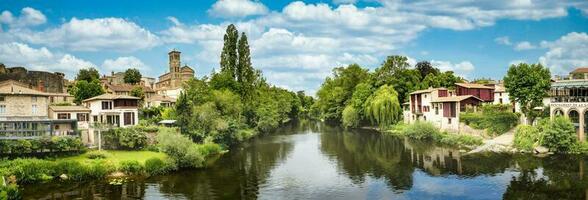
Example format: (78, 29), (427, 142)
(455, 83), (495, 102)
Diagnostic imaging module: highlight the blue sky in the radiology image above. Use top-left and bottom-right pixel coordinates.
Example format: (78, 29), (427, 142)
(1, 0), (587, 95)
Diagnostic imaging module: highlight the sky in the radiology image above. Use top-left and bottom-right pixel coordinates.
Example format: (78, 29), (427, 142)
(1, 0), (587, 95)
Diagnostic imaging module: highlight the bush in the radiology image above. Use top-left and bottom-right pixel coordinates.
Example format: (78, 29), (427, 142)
(0, 137), (84, 154)
(460, 104), (520, 135)
(513, 125), (542, 151)
(402, 121), (441, 140)
(145, 157), (176, 176)
(157, 127), (219, 168)
(118, 160), (144, 175)
(0, 183), (21, 200)
(85, 151), (111, 159)
(439, 133), (483, 147)
(87, 160), (116, 178)
(541, 116), (577, 153)
(104, 127), (148, 150)
(197, 143), (222, 156)
(4, 158), (55, 184)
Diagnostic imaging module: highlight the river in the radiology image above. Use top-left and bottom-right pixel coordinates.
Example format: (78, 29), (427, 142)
(22, 121), (588, 199)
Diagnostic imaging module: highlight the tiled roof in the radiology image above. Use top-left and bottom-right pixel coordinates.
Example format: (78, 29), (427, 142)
(409, 87), (447, 95)
(106, 84), (154, 92)
(49, 105), (90, 112)
(571, 67), (588, 74)
(82, 94), (140, 102)
(147, 95), (176, 102)
(455, 83), (494, 89)
(494, 84), (506, 92)
(431, 95), (483, 103)
(0, 80), (49, 96)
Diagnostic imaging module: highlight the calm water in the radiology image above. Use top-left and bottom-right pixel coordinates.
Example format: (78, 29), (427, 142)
(23, 121), (588, 199)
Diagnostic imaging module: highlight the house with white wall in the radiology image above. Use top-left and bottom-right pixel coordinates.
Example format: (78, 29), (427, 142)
(82, 94), (140, 128)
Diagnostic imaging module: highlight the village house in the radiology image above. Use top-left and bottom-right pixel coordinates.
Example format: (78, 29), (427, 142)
(82, 94), (140, 128)
(48, 105), (92, 143)
(155, 50), (195, 98)
(145, 94), (176, 108)
(0, 80), (79, 139)
(549, 67), (588, 141)
(405, 87), (483, 132)
(103, 83), (156, 99)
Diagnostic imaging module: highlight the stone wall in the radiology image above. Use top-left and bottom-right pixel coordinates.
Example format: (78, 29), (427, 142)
(0, 64), (66, 93)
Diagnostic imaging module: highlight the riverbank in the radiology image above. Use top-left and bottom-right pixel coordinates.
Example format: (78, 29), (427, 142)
(377, 122), (484, 150)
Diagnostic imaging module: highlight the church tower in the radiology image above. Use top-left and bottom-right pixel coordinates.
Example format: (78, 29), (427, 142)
(169, 50), (181, 73)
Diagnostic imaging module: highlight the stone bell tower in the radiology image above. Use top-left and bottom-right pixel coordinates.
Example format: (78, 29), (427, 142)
(168, 49), (181, 87)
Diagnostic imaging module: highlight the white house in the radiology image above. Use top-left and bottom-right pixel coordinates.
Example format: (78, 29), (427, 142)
(82, 94), (140, 128)
(48, 105), (92, 143)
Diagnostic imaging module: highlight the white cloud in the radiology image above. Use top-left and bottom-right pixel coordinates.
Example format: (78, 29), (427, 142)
(431, 60), (476, 77)
(101, 56), (149, 73)
(0, 42), (96, 78)
(0, 7), (46, 28)
(13, 17), (160, 52)
(514, 41), (537, 51)
(495, 36), (511, 45)
(538, 32), (588, 75)
(208, 0), (268, 18)
(160, 18), (225, 44)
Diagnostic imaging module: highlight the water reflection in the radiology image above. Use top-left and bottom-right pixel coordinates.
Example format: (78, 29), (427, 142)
(22, 121), (588, 199)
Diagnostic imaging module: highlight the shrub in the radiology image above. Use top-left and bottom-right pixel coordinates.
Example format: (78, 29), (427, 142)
(439, 133), (483, 147)
(0, 183), (21, 200)
(54, 160), (88, 181)
(402, 121), (441, 140)
(87, 160), (116, 178)
(118, 160), (144, 175)
(104, 127), (148, 150)
(144, 157), (176, 176)
(460, 104), (520, 135)
(0, 137), (84, 154)
(85, 151), (111, 159)
(513, 125), (542, 151)
(541, 116), (577, 153)
(197, 143), (222, 156)
(157, 128), (215, 168)
(4, 158), (54, 184)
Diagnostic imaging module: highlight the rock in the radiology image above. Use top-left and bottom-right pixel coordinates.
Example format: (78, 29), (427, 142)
(59, 174), (68, 180)
(459, 149), (467, 153)
(534, 146), (549, 154)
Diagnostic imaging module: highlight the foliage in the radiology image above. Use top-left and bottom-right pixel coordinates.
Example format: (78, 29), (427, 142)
(70, 79), (104, 104)
(118, 160), (144, 175)
(342, 105), (360, 128)
(156, 128), (221, 168)
(144, 157), (176, 176)
(124, 68), (142, 84)
(103, 127), (148, 150)
(415, 61), (439, 80)
(0, 181), (21, 200)
(373, 55), (420, 104)
(0, 136), (84, 154)
(75, 67), (100, 82)
(85, 150), (111, 159)
(439, 133), (483, 147)
(401, 121), (441, 140)
(420, 71), (464, 89)
(513, 125), (542, 151)
(503, 63), (551, 123)
(364, 85), (402, 128)
(460, 104), (520, 135)
(315, 64), (369, 122)
(130, 86), (145, 100)
(541, 116), (577, 153)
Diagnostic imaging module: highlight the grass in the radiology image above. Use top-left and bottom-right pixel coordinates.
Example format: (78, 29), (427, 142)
(385, 122), (483, 148)
(62, 150), (167, 166)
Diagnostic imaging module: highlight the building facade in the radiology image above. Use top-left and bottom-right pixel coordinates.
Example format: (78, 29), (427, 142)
(155, 50), (195, 98)
(549, 68), (588, 141)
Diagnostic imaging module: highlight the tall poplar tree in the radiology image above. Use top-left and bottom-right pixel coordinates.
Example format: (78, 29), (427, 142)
(237, 32), (255, 97)
(220, 24), (239, 78)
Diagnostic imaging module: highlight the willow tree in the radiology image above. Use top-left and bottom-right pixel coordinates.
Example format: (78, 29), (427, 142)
(364, 85), (401, 128)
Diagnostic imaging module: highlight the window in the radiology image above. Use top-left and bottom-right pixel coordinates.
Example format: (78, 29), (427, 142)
(435, 106), (439, 115)
(32, 105), (37, 114)
(448, 118), (452, 124)
(57, 113), (71, 119)
(50, 97), (54, 103)
(499, 92), (502, 97)
(124, 112), (135, 125)
(77, 113), (88, 121)
(0, 105), (5, 114)
(0, 96), (5, 101)
(499, 98), (503, 104)
(93, 115), (98, 122)
(102, 101), (112, 110)
(32, 96), (37, 102)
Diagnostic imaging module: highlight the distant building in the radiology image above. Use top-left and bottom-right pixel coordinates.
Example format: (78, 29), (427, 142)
(104, 83), (155, 99)
(405, 87), (483, 132)
(0, 64), (67, 93)
(101, 71), (156, 89)
(155, 50), (195, 98)
(0, 80), (79, 139)
(455, 83), (495, 102)
(549, 67), (588, 141)
(145, 95), (176, 108)
(48, 105), (91, 143)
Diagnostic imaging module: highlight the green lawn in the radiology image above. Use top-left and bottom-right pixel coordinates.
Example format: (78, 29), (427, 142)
(63, 150), (167, 165)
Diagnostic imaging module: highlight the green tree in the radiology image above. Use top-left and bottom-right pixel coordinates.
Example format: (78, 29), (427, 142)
(421, 71), (464, 89)
(342, 105), (360, 128)
(415, 61), (439, 81)
(130, 86), (145, 100)
(541, 116), (577, 153)
(70, 79), (104, 104)
(124, 68), (142, 84)
(503, 63), (551, 123)
(364, 85), (401, 128)
(374, 55), (421, 104)
(175, 92), (191, 135)
(315, 64), (369, 122)
(237, 32), (256, 98)
(76, 68), (100, 82)
(220, 24), (239, 78)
